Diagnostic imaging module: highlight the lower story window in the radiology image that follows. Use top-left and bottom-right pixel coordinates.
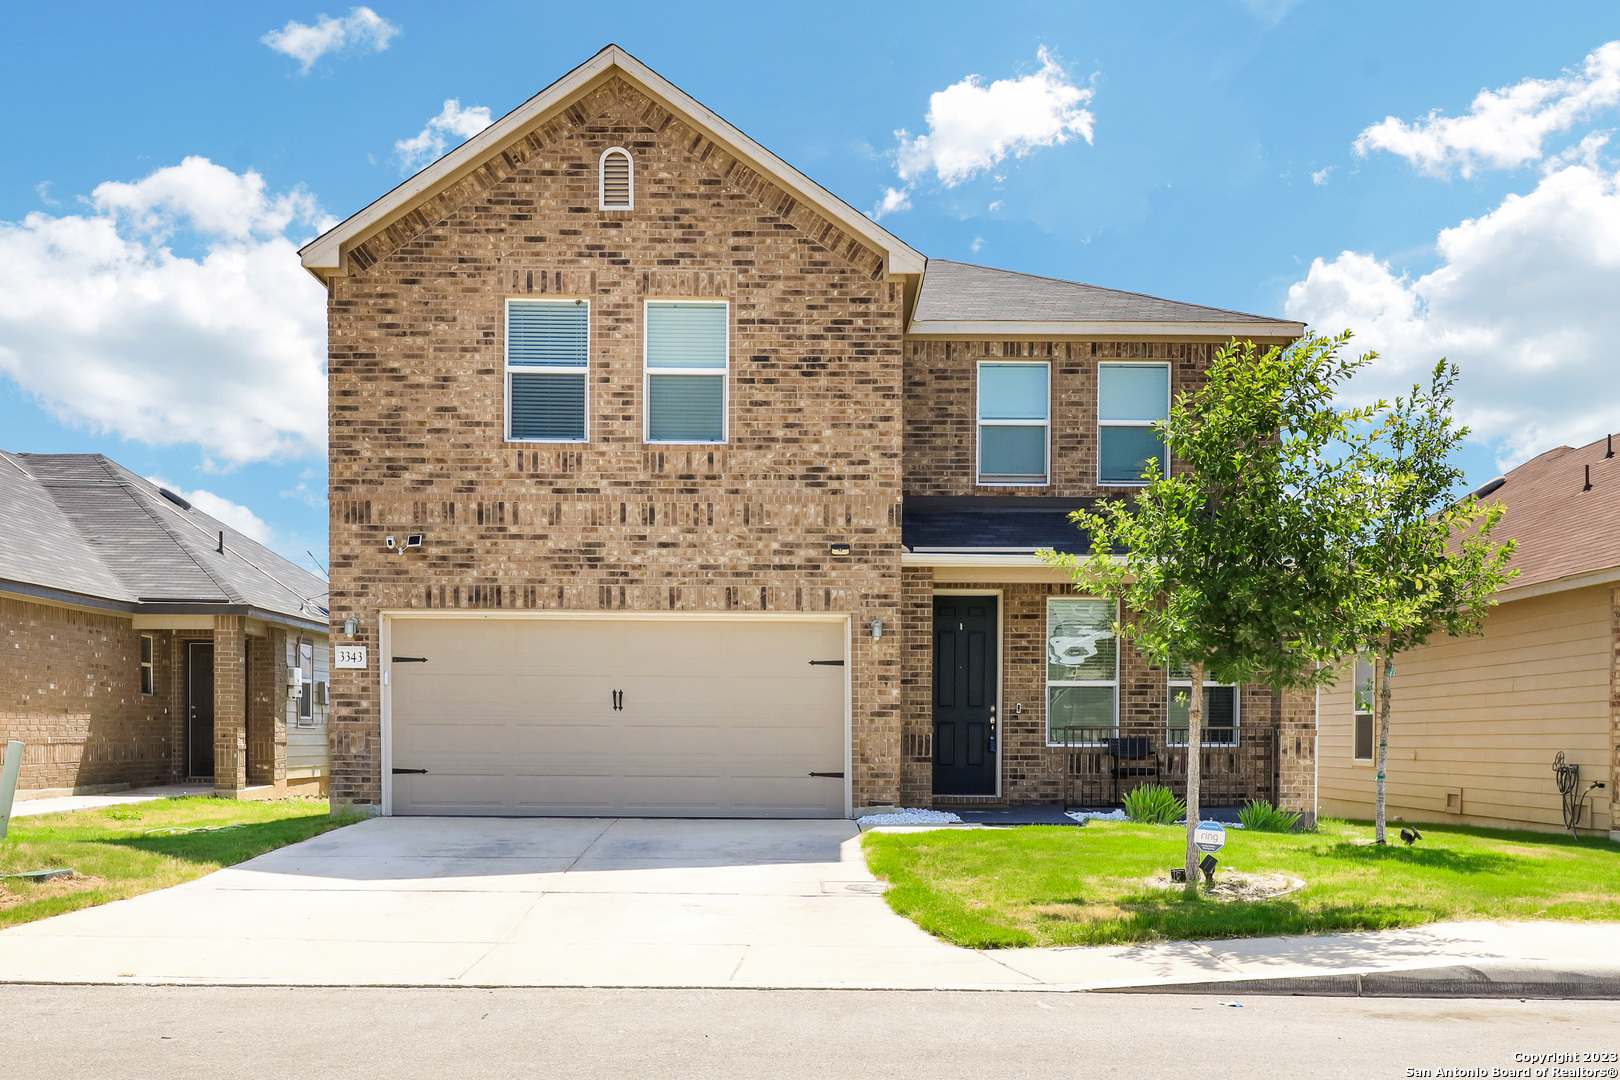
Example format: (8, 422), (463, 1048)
(1046, 597), (1118, 745)
(140, 634), (154, 696)
(1353, 656), (1375, 761)
(1168, 671), (1239, 746)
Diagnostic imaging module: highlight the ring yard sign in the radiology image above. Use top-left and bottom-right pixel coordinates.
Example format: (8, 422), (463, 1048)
(1193, 821), (1227, 854)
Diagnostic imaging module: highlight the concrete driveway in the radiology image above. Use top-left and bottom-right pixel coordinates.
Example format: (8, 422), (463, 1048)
(5, 817), (1617, 991)
(0, 817), (1037, 988)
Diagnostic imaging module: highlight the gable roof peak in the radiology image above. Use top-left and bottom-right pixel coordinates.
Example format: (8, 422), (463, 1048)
(299, 44), (924, 283)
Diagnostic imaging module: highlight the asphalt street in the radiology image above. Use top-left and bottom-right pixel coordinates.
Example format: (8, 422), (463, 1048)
(1, 985), (1615, 1079)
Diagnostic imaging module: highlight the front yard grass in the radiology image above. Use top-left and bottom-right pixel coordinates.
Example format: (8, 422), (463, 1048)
(861, 818), (1620, 948)
(0, 796), (358, 930)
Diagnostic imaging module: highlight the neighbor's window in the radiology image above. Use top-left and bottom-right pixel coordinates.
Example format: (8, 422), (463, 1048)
(1353, 656), (1375, 762)
(507, 298), (589, 442)
(298, 640), (315, 723)
(1046, 598), (1117, 745)
(599, 147), (633, 210)
(645, 300), (728, 443)
(977, 362), (1050, 485)
(139, 634), (154, 696)
(1098, 362), (1170, 484)
(1168, 667), (1239, 747)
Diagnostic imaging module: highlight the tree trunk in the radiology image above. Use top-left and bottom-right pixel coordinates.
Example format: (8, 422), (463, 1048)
(1185, 662), (1204, 890)
(1374, 649), (1394, 844)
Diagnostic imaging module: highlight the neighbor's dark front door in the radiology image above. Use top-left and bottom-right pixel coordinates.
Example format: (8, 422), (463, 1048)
(932, 595), (998, 796)
(187, 642), (215, 778)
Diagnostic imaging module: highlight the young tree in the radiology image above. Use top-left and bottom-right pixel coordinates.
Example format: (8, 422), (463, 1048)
(1043, 332), (1378, 887)
(1354, 362), (1516, 844)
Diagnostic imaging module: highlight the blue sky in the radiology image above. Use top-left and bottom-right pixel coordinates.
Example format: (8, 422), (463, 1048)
(4, 1), (1619, 571)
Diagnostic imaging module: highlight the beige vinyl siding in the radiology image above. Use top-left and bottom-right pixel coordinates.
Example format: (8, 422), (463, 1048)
(1320, 584), (1613, 834)
(285, 635), (330, 780)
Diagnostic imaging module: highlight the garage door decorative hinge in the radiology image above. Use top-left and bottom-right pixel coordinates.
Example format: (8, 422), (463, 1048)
(808, 659), (845, 666)
(391, 656), (429, 663)
(391, 768), (428, 775)
(808, 771), (845, 778)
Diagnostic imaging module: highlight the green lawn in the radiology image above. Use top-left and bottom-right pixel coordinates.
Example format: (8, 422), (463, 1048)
(861, 818), (1620, 949)
(0, 796), (359, 929)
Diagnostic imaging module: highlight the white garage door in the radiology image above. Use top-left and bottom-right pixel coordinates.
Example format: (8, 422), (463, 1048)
(387, 616), (848, 817)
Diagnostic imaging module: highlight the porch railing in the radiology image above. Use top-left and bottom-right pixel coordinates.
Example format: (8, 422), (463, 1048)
(1058, 726), (1277, 809)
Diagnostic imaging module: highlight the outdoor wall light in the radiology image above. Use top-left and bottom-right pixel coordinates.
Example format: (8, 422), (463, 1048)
(870, 619), (884, 640)
(830, 543), (850, 557)
(343, 616), (359, 636)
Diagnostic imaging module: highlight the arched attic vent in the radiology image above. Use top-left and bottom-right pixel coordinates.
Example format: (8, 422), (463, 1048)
(599, 147), (633, 210)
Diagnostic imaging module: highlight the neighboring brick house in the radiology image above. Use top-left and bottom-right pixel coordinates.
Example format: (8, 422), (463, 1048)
(1321, 436), (1620, 840)
(302, 45), (1314, 820)
(0, 453), (331, 798)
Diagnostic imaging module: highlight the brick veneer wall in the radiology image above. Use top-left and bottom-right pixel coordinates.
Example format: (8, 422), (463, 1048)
(325, 76), (905, 810)
(904, 339), (1214, 498)
(246, 628), (289, 786)
(212, 615), (246, 792)
(0, 595), (177, 791)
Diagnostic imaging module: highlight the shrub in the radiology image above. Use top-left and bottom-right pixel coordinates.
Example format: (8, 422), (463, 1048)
(1122, 784), (1186, 825)
(1239, 798), (1302, 832)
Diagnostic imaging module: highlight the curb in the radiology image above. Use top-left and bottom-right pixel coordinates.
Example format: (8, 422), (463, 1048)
(1094, 964), (1620, 999)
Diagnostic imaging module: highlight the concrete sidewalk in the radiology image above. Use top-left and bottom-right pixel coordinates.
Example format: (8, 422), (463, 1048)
(0, 817), (1616, 994)
(8, 783), (214, 818)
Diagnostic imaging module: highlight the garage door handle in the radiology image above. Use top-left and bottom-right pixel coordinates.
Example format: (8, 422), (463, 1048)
(392, 768), (428, 775)
(809, 659), (844, 666)
(809, 771), (845, 778)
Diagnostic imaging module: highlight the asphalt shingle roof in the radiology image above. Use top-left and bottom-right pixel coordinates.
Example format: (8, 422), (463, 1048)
(902, 497), (1096, 554)
(1477, 435), (1620, 591)
(911, 259), (1290, 326)
(0, 452), (328, 627)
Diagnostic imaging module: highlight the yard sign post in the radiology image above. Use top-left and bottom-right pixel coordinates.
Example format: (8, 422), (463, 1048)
(0, 740), (23, 842)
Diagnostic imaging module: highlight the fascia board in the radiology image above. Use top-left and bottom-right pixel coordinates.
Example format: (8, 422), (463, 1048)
(1494, 564), (1620, 604)
(300, 45), (924, 281)
(906, 320), (1307, 340)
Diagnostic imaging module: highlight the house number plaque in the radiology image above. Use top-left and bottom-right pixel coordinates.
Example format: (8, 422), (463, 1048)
(334, 645), (368, 669)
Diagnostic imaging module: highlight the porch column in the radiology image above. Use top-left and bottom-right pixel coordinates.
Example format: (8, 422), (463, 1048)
(1276, 685), (1317, 829)
(245, 629), (287, 787)
(900, 566), (935, 808)
(213, 615), (247, 793)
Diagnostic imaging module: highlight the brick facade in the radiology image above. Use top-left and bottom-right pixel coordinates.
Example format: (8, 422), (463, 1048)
(326, 76), (906, 810)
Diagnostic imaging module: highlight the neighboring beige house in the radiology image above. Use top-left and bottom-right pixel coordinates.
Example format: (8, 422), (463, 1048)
(1320, 434), (1620, 839)
(0, 453), (332, 799)
(302, 45), (1318, 821)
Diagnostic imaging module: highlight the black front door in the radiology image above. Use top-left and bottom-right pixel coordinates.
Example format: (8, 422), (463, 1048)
(187, 642), (215, 778)
(932, 595), (998, 796)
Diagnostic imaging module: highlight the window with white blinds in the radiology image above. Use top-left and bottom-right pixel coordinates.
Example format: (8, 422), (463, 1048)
(645, 300), (727, 443)
(599, 147), (633, 209)
(507, 298), (589, 442)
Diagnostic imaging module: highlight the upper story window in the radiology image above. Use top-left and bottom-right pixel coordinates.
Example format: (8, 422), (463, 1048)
(1098, 362), (1170, 485)
(1168, 667), (1239, 747)
(507, 298), (588, 443)
(977, 361), (1050, 485)
(599, 147), (633, 210)
(645, 300), (728, 443)
(139, 634), (154, 696)
(1353, 656), (1376, 762)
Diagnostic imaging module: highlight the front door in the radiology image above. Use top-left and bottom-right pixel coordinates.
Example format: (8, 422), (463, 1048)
(187, 642), (215, 778)
(932, 595), (998, 796)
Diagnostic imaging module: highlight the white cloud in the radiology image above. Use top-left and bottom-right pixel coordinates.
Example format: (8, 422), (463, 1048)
(395, 99), (494, 174)
(868, 186), (912, 220)
(1311, 166), (1334, 185)
(262, 6), (399, 73)
(1285, 159), (1620, 469)
(1355, 40), (1620, 178)
(146, 477), (275, 545)
(0, 157), (331, 467)
(896, 47), (1093, 187)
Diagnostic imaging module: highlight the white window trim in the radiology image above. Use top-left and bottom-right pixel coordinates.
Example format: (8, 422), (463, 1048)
(643, 298), (730, 445)
(1044, 596), (1118, 748)
(505, 296), (590, 445)
(976, 360), (1051, 487)
(1097, 360), (1171, 487)
(298, 639), (315, 723)
(139, 634), (154, 697)
(598, 146), (634, 211)
(1167, 673), (1241, 747)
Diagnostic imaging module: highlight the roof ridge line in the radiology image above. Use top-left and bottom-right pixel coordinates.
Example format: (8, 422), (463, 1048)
(102, 463), (248, 607)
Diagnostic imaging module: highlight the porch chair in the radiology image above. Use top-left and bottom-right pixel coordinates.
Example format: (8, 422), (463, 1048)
(1105, 736), (1161, 804)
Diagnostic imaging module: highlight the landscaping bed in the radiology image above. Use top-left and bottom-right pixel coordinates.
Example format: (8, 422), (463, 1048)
(861, 817), (1620, 948)
(0, 796), (358, 930)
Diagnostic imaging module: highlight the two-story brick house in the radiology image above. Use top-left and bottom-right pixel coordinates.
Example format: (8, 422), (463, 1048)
(302, 45), (1316, 820)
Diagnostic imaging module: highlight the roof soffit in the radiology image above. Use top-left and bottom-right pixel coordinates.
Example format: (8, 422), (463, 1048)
(300, 46), (925, 282)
